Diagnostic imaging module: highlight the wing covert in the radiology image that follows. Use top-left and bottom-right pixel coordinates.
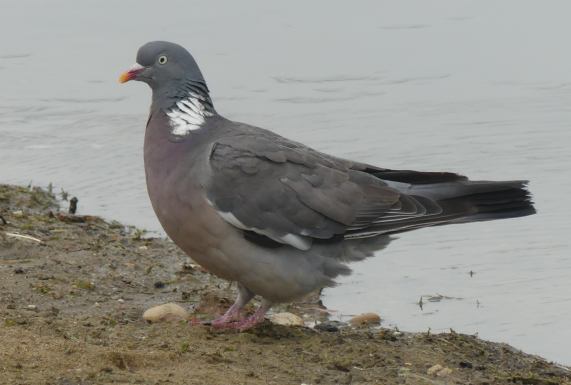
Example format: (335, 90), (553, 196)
(205, 133), (427, 249)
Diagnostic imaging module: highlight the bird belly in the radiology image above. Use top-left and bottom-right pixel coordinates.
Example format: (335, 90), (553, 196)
(150, 188), (242, 281)
(148, 183), (332, 300)
(212, 236), (340, 303)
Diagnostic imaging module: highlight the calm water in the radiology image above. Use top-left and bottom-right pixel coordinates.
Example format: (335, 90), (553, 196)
(1, 0), (570, 364)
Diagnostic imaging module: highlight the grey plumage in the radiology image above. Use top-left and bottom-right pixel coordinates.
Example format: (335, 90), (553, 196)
(121, 41), (535, 329)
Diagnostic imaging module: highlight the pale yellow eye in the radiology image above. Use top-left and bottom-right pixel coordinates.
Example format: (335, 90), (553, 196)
(158, 55), (168, 65)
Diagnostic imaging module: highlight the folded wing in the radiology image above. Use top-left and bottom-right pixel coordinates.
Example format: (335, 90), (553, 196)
(206, 132), (443, 250)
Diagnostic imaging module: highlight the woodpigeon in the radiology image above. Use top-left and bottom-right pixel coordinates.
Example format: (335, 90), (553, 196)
(120, 41), (535, 330)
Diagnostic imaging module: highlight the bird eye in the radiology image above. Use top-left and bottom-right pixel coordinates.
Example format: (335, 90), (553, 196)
(158, 55), (168, 65)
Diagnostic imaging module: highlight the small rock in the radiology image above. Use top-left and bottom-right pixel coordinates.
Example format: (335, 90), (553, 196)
(13, 267), (25, 274)
(427, 364), (452, 377)
(315, 321), (342, 332)
(153, 281), (166, 289)
(437, 367), (453, 377)
(180, 262), (195, 272)
(143, 303), (190, 323)
(459, 361), (473, 369)
(12, 210), (24, 217)
(378, 329), (398, 341)
(117, 298), (125, 303)
(350, 312), (381, 327)
(26, 305), (38, 311)
(268, 312), (304, 327)
(427, 364), (443, 375)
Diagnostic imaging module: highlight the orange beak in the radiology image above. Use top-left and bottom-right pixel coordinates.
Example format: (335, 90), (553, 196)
(119, 63), (145, 83)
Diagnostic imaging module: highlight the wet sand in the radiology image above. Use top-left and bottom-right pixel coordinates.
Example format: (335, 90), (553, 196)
(0, 184), (569, 385)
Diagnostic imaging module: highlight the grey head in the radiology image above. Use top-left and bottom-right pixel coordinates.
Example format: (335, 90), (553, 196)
(120, 41), (213, 111)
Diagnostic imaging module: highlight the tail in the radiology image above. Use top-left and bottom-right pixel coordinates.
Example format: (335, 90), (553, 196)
(428, 180), (536, 223)
(367, 168), (535, 233)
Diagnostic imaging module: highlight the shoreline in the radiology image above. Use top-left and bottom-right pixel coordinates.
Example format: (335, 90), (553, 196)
(1, 184), (569, 385)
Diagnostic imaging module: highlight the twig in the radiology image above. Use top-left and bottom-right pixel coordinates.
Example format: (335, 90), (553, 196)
(3, 232), (43, 243)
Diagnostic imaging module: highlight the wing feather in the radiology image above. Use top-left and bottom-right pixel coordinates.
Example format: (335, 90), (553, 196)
(205, 131), (439, 249)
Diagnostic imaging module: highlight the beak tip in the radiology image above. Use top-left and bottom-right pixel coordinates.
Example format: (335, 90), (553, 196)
(119, 63), (145, 84)
(118, 72), (130, 84)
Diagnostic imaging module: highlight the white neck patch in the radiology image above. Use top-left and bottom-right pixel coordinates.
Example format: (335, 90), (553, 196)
(166, 91), (215, 136)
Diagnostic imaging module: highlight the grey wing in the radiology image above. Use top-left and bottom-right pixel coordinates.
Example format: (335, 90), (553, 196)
(205, 134), (433, 250)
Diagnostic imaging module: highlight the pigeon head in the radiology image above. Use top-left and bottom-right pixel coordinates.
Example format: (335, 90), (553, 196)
(119, 41), (206, 90)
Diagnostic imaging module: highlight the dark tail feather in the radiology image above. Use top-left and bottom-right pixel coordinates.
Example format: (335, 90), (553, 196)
(440, 180), (536, 223)
(343, 168), (537, 238)
(369, 167), (536, 223)
(366, 172), (536, 236)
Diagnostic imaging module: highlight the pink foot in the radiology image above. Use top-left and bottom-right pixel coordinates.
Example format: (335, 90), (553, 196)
(208, 283), (255, 328)
(233, 312), (267, 331)
(211, 303), (243, 328)
(212, 302), (270, 331)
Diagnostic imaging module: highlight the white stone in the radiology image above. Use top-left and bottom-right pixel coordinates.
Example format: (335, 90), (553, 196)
(268, 312), (304, 327)
(427, 364), (452, 377)
(427, 364), (443, 376)
(143, 303), (190, 323)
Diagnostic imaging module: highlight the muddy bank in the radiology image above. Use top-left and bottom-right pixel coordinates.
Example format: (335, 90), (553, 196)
(0, 184), (569, 385)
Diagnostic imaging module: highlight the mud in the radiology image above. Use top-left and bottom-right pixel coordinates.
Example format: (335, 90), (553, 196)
(1, 184), (569, 385)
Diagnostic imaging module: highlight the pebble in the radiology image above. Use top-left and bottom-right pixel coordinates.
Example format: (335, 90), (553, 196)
(12, 210), (24, 217)
(427, 364), (453, 377)
(459, 361), (473, 369)
(438, 367), (453, 377)
(26, 305), (38, 311)
(427, 364), (443, 375)
(350, 312), (381, 327)
(268, 312), (304, 327)
(314, 320), (342, 332)
(143, 303), (190, 323)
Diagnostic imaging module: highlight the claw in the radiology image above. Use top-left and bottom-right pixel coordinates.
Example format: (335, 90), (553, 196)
(211, 301), (271, 331)
(187, 284), (273, 331)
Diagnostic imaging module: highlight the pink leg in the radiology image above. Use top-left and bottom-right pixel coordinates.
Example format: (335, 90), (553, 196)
(215, 300), (272, 331)
(211, 284), (254, 328)
(211, 301), (243, 326)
